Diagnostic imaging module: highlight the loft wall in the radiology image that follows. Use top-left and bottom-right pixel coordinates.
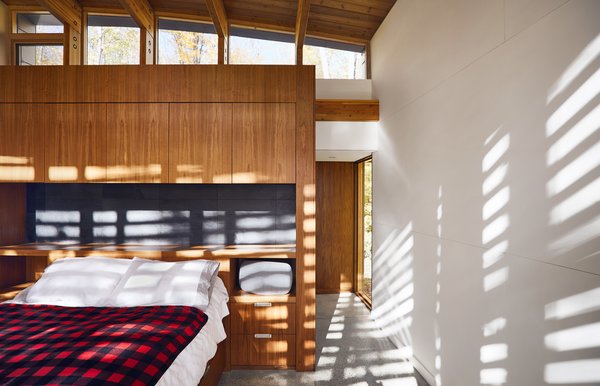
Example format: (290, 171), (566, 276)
(0, 2), (8, 65)
(371, 0), (600, 385)
(27, 184), (296, 245)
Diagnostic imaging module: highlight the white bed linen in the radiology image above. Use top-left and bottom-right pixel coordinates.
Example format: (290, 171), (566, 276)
(157, 277), (229, 386)
(5, 278), (230, 386)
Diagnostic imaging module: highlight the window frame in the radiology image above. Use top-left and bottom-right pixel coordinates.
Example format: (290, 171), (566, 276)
(83, 9), (141, 65)
(9, 7), (65, 65)
(355, 155), (373, 308)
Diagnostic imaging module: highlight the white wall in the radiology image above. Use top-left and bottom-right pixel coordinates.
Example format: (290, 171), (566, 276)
(371, 1), (600, 385)
(315, 79), (377, 161)
(316, 121), (377, 161)
(316, 79), (373, 99)
(0, 1), (9, 65)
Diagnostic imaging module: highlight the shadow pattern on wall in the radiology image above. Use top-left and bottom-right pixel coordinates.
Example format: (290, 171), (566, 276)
(26, 183), (296, 245)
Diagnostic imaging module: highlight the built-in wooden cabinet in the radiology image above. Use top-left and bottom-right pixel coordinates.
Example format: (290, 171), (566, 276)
(44, 104), (107, 183)
(169, 104), (233, 184)
(232, 103), (296, 183)
(0, 102), (298, 185)
(0, 104), (44, 182)
(230, 300), (296, 368)
(106, 104), (169, 183)
(231, 334), (296, 368)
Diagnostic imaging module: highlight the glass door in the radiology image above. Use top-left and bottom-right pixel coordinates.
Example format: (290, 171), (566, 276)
(356, 156), (373, 306)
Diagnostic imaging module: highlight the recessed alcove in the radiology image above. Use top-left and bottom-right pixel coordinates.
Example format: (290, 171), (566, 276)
(26, 183), (296, 246)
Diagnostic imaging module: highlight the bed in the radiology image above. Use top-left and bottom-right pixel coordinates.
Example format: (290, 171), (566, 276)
(0, 257), (229, 386)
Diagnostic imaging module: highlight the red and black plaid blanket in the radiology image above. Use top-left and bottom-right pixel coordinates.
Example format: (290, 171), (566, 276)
(0, 303), (208, 386)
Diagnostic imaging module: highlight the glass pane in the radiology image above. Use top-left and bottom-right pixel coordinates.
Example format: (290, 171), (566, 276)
(362, 158), (373, 300)
(17, 13), (64, 33)
(304, 45), (367, 79)
(158, 21), (218, 64)
(87, 15), (140, 65)
(230, 35), (294, 65)
(18, 45), (63, 65)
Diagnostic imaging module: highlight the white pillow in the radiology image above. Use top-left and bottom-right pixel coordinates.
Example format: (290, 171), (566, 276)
(131, 257), (221, 310)
(106, 258), (220, 310)
(25, 257), (132, 307)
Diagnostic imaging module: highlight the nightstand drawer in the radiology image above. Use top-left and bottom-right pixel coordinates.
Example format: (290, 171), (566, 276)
(230, 334), (295, 368)
(231, 302), (295, 334)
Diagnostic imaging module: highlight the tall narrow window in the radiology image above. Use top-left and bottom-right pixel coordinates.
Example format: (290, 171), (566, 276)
(357, 156), (373, 305)
(158, 18), (218, 64)
(87, 14), (140, 65)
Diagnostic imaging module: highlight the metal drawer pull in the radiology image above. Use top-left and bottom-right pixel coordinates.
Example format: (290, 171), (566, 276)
(254, 334), (272, 339)
(254, 302), (272, 307)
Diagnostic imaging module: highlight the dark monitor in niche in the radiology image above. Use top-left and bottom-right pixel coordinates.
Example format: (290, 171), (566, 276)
(26, 184), (296, 246)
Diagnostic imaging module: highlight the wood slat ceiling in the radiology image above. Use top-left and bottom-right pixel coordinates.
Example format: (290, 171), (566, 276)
(2, 0), (396, 44)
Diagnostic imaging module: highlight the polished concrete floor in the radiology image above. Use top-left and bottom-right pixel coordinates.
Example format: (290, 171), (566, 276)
(219, 293), (429, 386)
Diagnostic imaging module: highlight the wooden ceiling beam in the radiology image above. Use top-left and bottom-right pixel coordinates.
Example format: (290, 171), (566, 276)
(205, 0), (229, 64)
(118, 0), (155, 64)
(118, 0), (154, 35)
(37, 0), (82, 34)
(295, 0), (310, 64)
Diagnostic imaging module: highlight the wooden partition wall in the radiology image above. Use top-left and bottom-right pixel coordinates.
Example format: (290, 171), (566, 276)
(316, 162), (355, 293)
(0, 65), (316, 371)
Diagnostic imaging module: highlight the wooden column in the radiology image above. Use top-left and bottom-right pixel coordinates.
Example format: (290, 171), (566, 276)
(295, 65), (316, 371)
(118, 0), (155, 64)
(206, 0), (228, 64)
(295, 0), (310, 65)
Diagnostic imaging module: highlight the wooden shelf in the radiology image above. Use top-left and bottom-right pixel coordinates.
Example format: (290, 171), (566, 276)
(0, 243), (296, 260)
(230, 289), (296, 304)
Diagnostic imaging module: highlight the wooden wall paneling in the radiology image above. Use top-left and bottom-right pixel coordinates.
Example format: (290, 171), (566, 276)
(0, 183), (26, 245)
(169, 103), (233, 183)
(315, 99), (379, 121)
(44, 103), (107, 183)
(106, 103), (169, 183)
(0, 104), (44, 182)
(0, 66), (297, 103)
(316, 162), (355, 293)
(232, 103), (296, 183)
(295, 65), (316, 371)
(0, 183), (27, 288)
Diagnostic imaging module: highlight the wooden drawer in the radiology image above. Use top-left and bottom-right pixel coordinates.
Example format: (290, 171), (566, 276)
(231, 302), (295, 334)
(231, 334), (295, 368)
